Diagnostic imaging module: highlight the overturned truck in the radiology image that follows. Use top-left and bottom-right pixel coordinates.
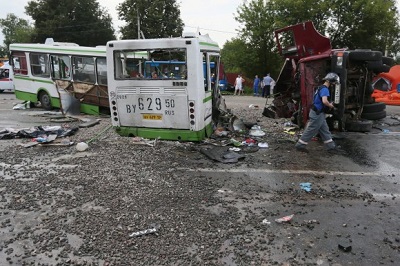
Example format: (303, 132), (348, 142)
(264, 21), (393, 132)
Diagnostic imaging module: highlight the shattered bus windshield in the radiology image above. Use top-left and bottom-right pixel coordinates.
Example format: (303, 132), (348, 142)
(113, 49), (187, 80)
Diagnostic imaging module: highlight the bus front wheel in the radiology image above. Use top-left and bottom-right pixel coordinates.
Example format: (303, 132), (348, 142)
(39, 91), (52, 110)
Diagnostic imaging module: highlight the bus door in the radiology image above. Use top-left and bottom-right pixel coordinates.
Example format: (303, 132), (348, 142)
(205, 52), (221, 122)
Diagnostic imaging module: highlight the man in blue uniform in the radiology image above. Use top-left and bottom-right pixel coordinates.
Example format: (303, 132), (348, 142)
(295, 72), (340, 153)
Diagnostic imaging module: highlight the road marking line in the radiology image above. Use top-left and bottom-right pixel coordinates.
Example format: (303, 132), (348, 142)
(178, 168), (383, 176)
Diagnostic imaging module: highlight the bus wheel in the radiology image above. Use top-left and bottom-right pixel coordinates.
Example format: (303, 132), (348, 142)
(39, 91), (52, 110)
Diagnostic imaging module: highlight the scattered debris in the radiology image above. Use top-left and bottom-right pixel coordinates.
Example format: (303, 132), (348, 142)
(200, 146), (246, 163)
(230, 138), (243, 147)
(275, 214), (294, 223)
(0, 126), (78, 140)
(248, 104), (259, 109)
(262, 219), (271, 225)
(249, 125), (265, 137)
(131, 137), (159, 147)
(76, 142), (89, 152)
(129, 224), (160, 237)
(13, 101), (31, 110)
(304, 219), (319, 224)
(258, 142), (269, 148)
(300, 182), (312, 192)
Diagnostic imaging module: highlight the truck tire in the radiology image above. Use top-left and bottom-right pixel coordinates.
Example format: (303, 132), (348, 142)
(349, 50), (382, 62)
(39, 91), (52, 110)
(345, 120), (372, 132)
(361, 110), (387, 120)
(379, 64), (391, 73)
(362, 102), (386, 113)
(382, 56), (395, 66)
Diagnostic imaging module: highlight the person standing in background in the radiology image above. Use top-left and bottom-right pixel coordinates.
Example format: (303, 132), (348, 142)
(262, 73), (274, 98)
(234, 74), (244, 96)
(253, 75), (260, 96)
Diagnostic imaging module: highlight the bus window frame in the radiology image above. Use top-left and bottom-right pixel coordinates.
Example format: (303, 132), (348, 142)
(29, 52), (50, 78)
(50, 54), (71, 80)
(11, 52), (28, 75)
(72, 56), (96, 84)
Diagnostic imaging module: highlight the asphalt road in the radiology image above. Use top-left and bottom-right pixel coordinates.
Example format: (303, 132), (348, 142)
(1, 92), (400, 265)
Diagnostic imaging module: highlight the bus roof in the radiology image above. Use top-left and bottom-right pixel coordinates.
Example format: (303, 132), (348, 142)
(9, 43), (106, 57)
(107, 33), (220, 51)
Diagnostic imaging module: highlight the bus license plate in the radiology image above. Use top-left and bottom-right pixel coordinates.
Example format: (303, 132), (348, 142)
(143, 114), (162, 120)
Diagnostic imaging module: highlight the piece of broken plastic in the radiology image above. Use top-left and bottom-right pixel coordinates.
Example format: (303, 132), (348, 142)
(129, 224), (160, 237)
(232, 118), (246, 132)
(300, 182), (312, 192)
(230, 138), (242, 147)
(76, 142), (89, 152)
(275, 214), (294, 223)
(249, 125), (266, 137)
(258, 142), (269, 148)
(262, 219), (271, 225)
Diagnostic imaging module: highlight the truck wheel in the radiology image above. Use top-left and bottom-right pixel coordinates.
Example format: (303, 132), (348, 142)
(361, 110), (387, 120)
(362, 102), (386, 113)
(345, 120), (373, 132)
(382, 56), (395, 66)
(349, 50), (382, 62)
(367, 62), (390, 73)
(39, 91), (52, 110)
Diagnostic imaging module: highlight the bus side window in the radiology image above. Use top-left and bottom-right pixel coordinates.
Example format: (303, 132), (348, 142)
(72, 56), (95, 83)
(50, 55), (71, 80)
(30, 53), (50, 77)
(12, 52), (28, 75)
(96, 57), (107, 85)
(203, 53), (208, 91)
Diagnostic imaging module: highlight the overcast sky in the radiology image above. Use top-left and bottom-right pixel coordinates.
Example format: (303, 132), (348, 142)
(2, 0), (400, 48)
(0, 0), (243, 47)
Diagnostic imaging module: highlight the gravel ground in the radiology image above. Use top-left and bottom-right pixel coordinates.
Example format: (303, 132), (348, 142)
(0, 96), (399, 265)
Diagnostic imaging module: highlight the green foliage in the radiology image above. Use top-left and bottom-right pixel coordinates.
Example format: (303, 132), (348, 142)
(224, 0), (400, 78)
(0, 46), (7, 57)
(25, 0), (115, 46)
(0, 14), (34, 53)
(271, 0), (400, 55)
(117, 0), (184, 39)
(222, 0), (282, 78)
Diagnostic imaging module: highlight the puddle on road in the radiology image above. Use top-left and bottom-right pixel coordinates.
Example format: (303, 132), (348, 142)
(338, 138), (378, 167)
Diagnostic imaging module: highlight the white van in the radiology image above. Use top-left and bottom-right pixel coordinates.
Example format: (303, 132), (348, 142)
(0, 61), (14, 92)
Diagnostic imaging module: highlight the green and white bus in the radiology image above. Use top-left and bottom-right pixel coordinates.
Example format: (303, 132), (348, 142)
(9, 39), (108, 115)
(106, 33), (222, 141)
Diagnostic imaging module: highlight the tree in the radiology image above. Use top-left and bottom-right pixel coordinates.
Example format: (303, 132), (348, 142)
(271, 0), (400, 55)
(117, 0), (184, 39)
(25, 0), (115, 46)
(0, 13), (34, 54)
(327, 0), (400, 55)
(229, 0), (282, 78)
(221, 38), (252, 74)
(225, 0), (400, 78)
